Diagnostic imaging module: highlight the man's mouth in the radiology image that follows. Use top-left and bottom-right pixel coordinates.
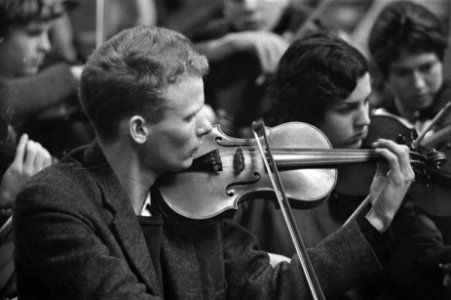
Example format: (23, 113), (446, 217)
(190, 147), (199, 157)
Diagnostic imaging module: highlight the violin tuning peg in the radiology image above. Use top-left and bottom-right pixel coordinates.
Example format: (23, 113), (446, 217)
(396, 134), (408, 145)
(410, 130), (418, 141)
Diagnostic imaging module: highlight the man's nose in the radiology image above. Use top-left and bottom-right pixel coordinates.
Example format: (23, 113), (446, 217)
(412, 71), (427, 90)
(242, 0), (259, 11)
(196, 113), (213, 137)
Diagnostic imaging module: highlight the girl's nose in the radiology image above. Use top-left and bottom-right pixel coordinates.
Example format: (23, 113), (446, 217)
(38, 32), (51, 53)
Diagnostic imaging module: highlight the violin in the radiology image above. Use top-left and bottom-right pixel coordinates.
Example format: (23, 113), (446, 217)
(156, 122), (438, 221)
(418, 123), (451, 183)
(361, 114), (451, 216)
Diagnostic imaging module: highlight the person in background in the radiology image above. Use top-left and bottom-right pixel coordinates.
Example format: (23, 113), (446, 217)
(0, 115), (52, 300)
(368, 1), (449, 129)
(13, 25), (415, 299)
(0, 0), (93, 158)
(190, 0), (320, 136)
(65, 0), (158, 62)
(234, 31), (450, 299)
(368, 1), (451, 294)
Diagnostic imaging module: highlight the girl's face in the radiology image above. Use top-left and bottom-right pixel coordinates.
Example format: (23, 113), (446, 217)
(0, 21), (52, 78)
(317, 73), (371, 149)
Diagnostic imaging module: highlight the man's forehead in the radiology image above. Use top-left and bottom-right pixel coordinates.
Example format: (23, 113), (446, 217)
(163, 77), (204, 105)
(391, 51), (439, 68)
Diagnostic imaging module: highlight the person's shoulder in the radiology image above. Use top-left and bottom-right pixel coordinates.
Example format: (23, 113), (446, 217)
(35, 158), (83, 182)
(21, 159), (90, 203)
(14, 159), (102, 223)
(35, 143), (90, 177)
(20, 144), (99, 200)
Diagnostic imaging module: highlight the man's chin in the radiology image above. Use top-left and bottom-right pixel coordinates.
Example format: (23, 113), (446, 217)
(170, 158), (194, 173)
(411, 96), (434, 110)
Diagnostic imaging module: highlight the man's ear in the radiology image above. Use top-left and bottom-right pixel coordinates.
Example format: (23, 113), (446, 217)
(129, 115), (149, 144)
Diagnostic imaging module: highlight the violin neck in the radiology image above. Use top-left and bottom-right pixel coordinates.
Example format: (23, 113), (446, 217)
(272, 148), (424, 169)
(272, 149), (383, 169)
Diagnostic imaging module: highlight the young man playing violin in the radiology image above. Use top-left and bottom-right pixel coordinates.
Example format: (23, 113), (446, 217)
(368, 1), (451, 296)
(14, 26), (414, 299)
(234, 32), (450, 299)
(368, 1), (449, 131)
(368, 0), (451, 225)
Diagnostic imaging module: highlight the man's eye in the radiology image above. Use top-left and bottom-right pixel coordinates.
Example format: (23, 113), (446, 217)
(185, 114), (195, 122)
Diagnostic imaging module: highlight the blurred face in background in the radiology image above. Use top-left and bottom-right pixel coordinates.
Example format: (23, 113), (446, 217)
(0, 20), (53, 78)
(387, 50), (443, 114)
(223, 0), (288, 31)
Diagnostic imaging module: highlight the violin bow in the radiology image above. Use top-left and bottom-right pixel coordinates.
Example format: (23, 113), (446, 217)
(0, 216), (12, 245)
(343, 195), (371, 227)
(95, 0), (105, 49)
(252, 120), (326, 300)
(292, 0), (332, 40)
(414, 102), (451, 148)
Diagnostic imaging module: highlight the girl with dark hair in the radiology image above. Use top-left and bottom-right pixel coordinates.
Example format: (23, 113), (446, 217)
(235, 31), (450, 299)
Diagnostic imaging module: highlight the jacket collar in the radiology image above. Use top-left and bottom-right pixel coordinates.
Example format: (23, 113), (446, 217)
(80, 141), (162, 295)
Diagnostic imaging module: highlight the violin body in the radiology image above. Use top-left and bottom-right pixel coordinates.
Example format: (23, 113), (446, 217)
(157, 122), (336, 220)
(419, 124), (451, 182)
(363, 114), (451, 216)
(415, 128), (451, 216)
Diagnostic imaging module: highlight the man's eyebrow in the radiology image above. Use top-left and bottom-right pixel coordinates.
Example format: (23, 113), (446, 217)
(184, 105), (203, 119)
(390, 65), (409, 70)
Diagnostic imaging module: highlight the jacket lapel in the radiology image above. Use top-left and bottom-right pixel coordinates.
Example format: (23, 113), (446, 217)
(84, 142), (161, 295)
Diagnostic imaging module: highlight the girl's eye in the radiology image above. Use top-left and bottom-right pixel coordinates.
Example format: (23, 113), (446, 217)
(419, 62), (434, 73)
(335, 108), (351, 115)
(27, 29), (44, 37)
